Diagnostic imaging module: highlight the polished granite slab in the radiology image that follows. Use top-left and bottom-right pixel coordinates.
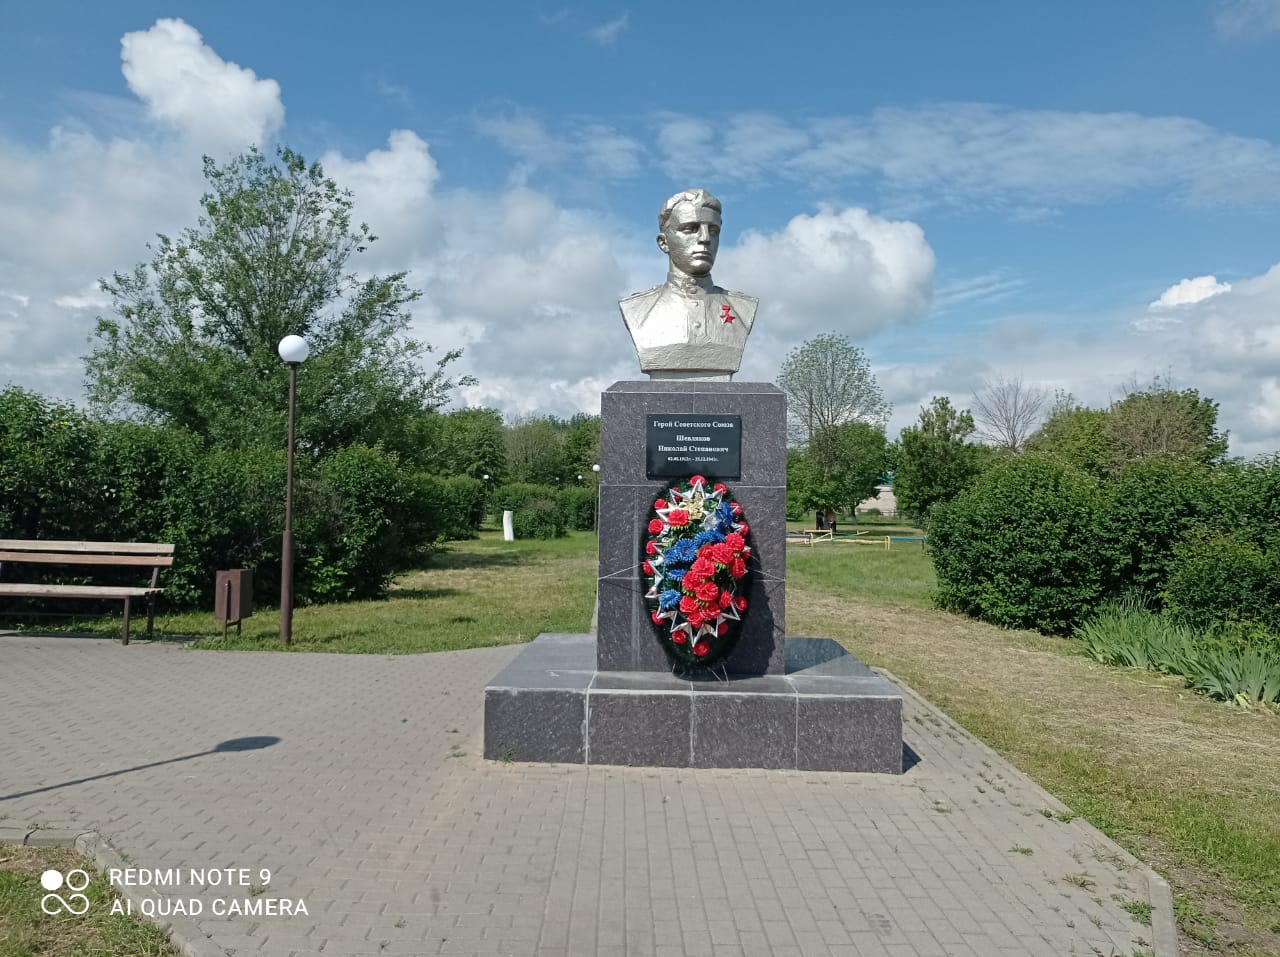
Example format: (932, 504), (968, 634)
(483, 634), (903, 773)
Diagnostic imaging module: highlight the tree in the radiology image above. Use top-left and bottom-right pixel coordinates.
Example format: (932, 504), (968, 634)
(428, 407), (508, 482)
(788, 422), (889, 515)
(1106, 378), (1229, 468)
(561, 414), (601, 482)
(776, 333), (889, 446)
(972, 374), (1047, 452)
(1025, 397), (1113, 480)
(504, 416), (568, 486)
(86, 146), (472, 456)
(894, 396), (986, 521)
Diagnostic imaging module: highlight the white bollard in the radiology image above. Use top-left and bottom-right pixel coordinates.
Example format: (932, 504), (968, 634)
(502, 509), (515, 541)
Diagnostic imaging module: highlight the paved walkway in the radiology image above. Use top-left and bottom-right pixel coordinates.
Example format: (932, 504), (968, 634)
(0, 634), (1165, 956)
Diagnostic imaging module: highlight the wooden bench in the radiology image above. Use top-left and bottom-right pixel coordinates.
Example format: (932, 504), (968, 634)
(0, 540), (174, 644)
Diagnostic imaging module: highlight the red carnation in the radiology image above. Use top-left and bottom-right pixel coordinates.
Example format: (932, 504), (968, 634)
(651, 610), (664, 625)
(737, 523), (750, 537)
(648, 519), (664, 535)
(693, 641), (711, 657)
(654, 498), (667, 509)
(689, 557), (715, 579)
(718, 591), (732, 608)
(645, 541), (657, 556)
(696, 581), (720, 603)
(730, 557), (747, 578)
(642, 561), (653, 575)
(730, 501), (742, 515)
(689, 475), (706, 487)
(717, 621), (729, 636)
(672, 631), (688, 645)
(667, 508), (689, 527)
(688, 612), (704, 628)
(734, 595), (748, 612)
(724, 532), (745, 552)
(679, 595), (699, 614)
(713, 482), (727, 494)
(710, 542), (735, 565)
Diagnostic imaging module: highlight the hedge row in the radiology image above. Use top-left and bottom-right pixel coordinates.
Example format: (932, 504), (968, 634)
(928, 454), (1280, 635)
(0, 388), (484, 609)
(489, 483), (597, 538)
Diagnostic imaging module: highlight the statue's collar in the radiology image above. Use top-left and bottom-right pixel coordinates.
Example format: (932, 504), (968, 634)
(665, 271), (716, 296)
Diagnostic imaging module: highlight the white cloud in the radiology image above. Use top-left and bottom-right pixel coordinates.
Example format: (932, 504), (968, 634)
(868, 260), (1280, 460)
(475, 112), (643, 181)
(121, 18), (284, 151)
(1216, 0), (1280, 35)
(1148, 275), (1232, 310)
(719, 206), (935, 340)
(655, 105), (1280, 210)
(320, 130), (441, 259)
(588, 14), (629, 46)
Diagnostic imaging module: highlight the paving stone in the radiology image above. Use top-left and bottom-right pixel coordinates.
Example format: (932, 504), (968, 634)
(0, 634), (1160, 956)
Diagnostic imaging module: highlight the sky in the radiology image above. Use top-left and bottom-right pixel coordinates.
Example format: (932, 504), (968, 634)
(1, 1), (1279, 456)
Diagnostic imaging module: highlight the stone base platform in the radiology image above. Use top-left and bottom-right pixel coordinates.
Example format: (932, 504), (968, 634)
(483, 634), (903, 773)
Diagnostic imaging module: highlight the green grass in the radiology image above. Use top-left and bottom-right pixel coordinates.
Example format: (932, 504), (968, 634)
(786, 522), (933, 610)
(17, 532), (598, 654)
(0, 843), (179, 957)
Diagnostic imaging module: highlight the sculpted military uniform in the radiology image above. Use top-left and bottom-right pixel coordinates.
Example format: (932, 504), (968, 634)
(620, 276), (757, 378)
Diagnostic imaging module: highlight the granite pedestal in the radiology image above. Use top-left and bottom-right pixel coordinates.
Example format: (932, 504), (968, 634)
(596, 380), (787, 675)
(482, 379), (903, 773)
(484, 635), (904, 772)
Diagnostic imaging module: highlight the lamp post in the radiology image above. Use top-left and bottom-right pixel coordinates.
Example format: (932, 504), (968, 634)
(277, 334), (310, 645)
(591, 463), (601, 532)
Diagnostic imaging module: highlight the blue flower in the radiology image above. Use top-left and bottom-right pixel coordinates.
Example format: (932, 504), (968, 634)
(666, 539), (698, 564)
(667, 568), (686, 583)
(659, 589), (682, 610)
(693, 529), (725, 548)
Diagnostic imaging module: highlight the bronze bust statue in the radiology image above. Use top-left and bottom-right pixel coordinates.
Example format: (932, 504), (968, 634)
(619, 188), (757, 379)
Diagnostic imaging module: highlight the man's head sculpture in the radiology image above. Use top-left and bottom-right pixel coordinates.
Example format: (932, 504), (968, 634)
(656, 189), (723, 279)
(620, 188), (756, 380)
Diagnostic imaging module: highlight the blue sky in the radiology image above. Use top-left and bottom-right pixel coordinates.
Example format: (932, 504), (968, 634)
(2, 1), (1279, 453)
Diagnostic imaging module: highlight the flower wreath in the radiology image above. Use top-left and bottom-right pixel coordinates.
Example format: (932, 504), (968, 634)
(643, 474), (751, 668)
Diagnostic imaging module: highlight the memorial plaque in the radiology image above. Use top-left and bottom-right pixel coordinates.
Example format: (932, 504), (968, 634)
(645, 413), (741, 480)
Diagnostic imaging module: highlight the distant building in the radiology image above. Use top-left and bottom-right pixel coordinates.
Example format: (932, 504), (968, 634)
(855, 484), (897, 517)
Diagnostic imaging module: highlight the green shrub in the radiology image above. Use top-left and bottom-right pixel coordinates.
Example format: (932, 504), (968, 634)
(1162, 531), (1280, 632)
(558, 487), (597, 531)
(1095, 456), (1215, 604)
(0, 388), (102, 539)
(785, 489), (807, 522)
(928, 455), (1105, 633)
(408, 475), (485, 542)
(308, 445), (413, 601)
(491, 482), (558, 515)
(1216, 455), (1280, 554)
(512, 499), (565, 539)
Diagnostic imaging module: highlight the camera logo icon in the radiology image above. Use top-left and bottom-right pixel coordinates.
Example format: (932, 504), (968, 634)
(40, 868), (91, 915)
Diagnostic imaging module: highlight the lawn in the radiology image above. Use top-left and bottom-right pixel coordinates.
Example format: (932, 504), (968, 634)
(0, 843), (178, 957)
(7, 527), (1279, 955)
